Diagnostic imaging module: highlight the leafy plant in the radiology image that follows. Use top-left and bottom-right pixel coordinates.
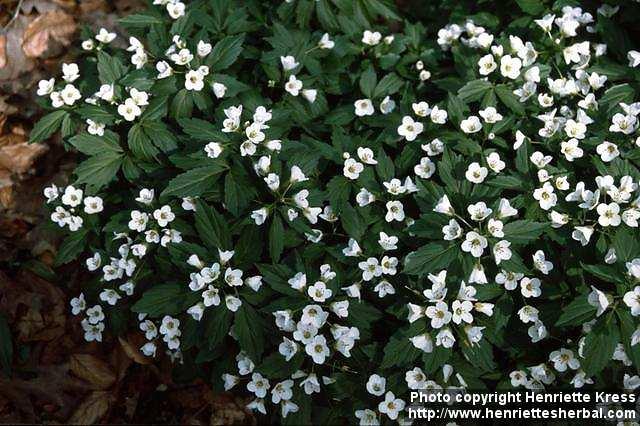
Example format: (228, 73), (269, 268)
(31, 0), (640, 423)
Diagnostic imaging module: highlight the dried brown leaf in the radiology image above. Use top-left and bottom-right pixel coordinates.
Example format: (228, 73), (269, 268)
(0, 35), (6, 69)
(69, 354), (117, 390)
(118, 336), (152, 365)
(22, 11), (76, 58)
(68, 391), (112, 425)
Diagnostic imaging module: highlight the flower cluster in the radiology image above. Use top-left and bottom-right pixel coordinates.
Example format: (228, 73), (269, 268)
(33, 0), (640, 424)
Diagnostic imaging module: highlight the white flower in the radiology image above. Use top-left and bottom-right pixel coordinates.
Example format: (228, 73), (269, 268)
(83, 196), (104, 214)
(465, 162), (488, 183)
(596, 203), (621, 227)
(308, 281), (332, 302)
(285, 75), (303, 96)
(318, 33), (334, 49)
(397, 116), (424, 141)
(564, 119), (586, 139)
(486, 152), (505, 173)
(247, 372), (270, 398)
(493, 240), (512, 264)
(184, 69), (205, 91)
(197, 40), (212, 57)
(136, 188), (154, 205)
(549, 349), (580, 372)
(451, 300), (473, 324)
(357, 147), (377, 165)
(305, 335), (330, 364)
(532, 250), (553, 275)
(500, 55), (522, 79)
(460, 116), (482, 133)
(434, 195), (455, 216)
(61, 185), (83, 207)
(62, 63), (80, 82)
(385, 201), (405, 222)
(118, 98), (142, 121)
(378, 232), (398, 251)
(366, 374), (386, 396)
(596, 141), (619, 162)
(70, 293), (86, 315)
(461, 231), (487, 258)
(95, 28), (116, 44)
(379, 96), (396, 114)
(280, 55), (299, 71)
(362, 30), (382, 46)
(426, 301), (452, 329)
(166, 1), (186, 19)
(628, 50), (640, 68)
(358, 257), (382, 281)
(414, 157), (435, 179)
(354, 99), (374, 117)
(378, 392), (405, 421)
(624, 286), (640, 316)
(37, 78), (55, 96)
(302, 89), (317, 103)
(478, 54), (497, 75)
(533, 182), (557, 210)
(60, 84), (81, 105)
(479, 107), (503, 123)
(128, 210), (149, 232)
(99, 289), (121, 306)
(343, 158), (364, 180)
(251, 208), (268, 225)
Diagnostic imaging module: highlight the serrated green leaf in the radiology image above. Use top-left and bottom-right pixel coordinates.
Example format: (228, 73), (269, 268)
(161, 164), (226, 198)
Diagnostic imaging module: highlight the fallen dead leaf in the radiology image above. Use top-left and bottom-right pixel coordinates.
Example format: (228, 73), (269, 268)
(0, 133), (48, 174)
(118, 335), (152, 365)
(69, 354), (117, 390)
(22, 10), (76, 58)
(0, 35), (7, 69)
(67, 390), (112, 425)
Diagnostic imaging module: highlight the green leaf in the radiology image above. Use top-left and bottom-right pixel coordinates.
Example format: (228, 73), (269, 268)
(618, 310), (640, 373)
(54, 229), (88, 266)
(76, 105), (116, 125)
(209, 35), (244, 72)
(128, 124), (159, 161)
(404, 243), (458, 276)
(223, 170), (255, 217)
(600, 84), (635, 114)
(160, 164), (226, 198)
(373, 73), (403, 98)
(613, 227), (640, 262)
(119, 13), (164, 27)
(502, 220), (547, 245)
(171, 88), (193, 118)
(178, 117), (229, 142)
(68, 131), (122, 156)
(0, 314), (13, 377)
(194, 199), (232, 250)
(581, 262), (624, 284)
(340, 203), (365, 240)
(29, 110), (68, 143)
(555, 294), (596, 327)
(326, 175), (351, 214)
(495, 84), (524, 115)
(234, 303), (265, 362)
(97, 51), (126, 84)
(581, 316), (619, 376)
(75, 151), (123, 190)
(515, 0), (546, 15)
(204, 307), (232, 349)
(457, 79), (492, 103)
(269, 214), (284, 263)
(359, 65), (377, 98)
(380, 333), (420, 369)
(132, 283), (185, 317)
(460, 339), (496, 372)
